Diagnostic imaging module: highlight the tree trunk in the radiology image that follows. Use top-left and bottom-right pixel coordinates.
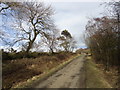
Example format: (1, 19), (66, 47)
(50, 46), (54, 54)
(26, 33), (37, 53)
(26, 41), (33, 53)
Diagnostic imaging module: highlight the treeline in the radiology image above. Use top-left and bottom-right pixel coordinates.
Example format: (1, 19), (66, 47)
(2, 50), (76, 61)
(85, 1), (120, 87)
(0, 1), (76, 59)
(2, 50), (49, 61)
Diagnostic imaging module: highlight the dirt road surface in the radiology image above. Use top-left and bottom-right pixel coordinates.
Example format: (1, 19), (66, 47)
(35, 55), (86, 88)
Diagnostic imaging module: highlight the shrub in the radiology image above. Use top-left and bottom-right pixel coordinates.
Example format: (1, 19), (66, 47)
(2, 52), (12, 60)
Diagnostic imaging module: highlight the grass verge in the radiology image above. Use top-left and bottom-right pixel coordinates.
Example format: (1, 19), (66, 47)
(84, 56), (112, 88)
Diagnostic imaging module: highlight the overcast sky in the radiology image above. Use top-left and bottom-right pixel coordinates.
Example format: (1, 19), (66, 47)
(0, 0), (108, 50)
(47, 2), (105, 48)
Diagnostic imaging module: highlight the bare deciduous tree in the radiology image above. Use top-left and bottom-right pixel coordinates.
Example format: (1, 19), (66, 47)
(2, 2), (56, 52)
(41, 27), (59, 53)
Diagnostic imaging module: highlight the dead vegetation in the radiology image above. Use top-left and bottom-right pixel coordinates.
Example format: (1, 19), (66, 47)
(96, 64), (118, 88)
(85, 56), (118, 88)
(2, 52), (76, 89)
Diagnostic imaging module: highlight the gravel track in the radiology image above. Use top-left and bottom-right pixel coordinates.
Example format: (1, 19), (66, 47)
(35, 55), (85, 88)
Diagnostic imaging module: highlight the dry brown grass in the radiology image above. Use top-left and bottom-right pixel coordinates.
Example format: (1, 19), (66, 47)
(2, 53), (76, 89)
(85, 56), (118, 88)
(96, 64), (118, 88)
(85, 56), (112, 88)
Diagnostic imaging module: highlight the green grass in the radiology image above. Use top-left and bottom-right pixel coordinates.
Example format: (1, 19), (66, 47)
(85, 56), (112, 88)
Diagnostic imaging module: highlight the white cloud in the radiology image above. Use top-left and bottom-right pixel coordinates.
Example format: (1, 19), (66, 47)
(50, 2), (105, 48)
(0, 1), (106, 50)
(40, 0), (116, 2)
(1, 0), (115, 2)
